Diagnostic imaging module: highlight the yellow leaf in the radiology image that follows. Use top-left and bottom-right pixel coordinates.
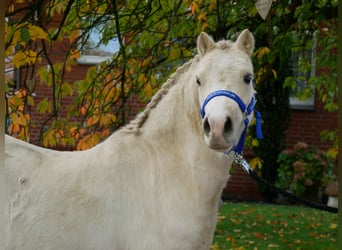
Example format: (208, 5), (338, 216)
(12, 50), (39, 68)
(201, 22), (208, 31)
(12, 50), (26, 68)
(29, 25), (48, 40)
(249, 157), (262, 170)
(251, 138), (259, 147)
(27, 95), (35, 106)
(18, 112), (27, 126)
(254, 46), (270, 59)
(65, 63), (72, 72)
(190, 1), (199, 15)
(11, 113), (19, 125)
(70, 49), (81, 60)
(327, 147), (338, 159)
(144, 83), (153, 100)
(69, 30), (80, 44)
(197, 12), (206, 22)
(69, 126), (78, 135)
(272, 69), (277, 79)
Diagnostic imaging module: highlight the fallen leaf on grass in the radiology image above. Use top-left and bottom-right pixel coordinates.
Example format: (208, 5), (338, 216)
(295, 239), (301, 244)
(253, 232), (265, 239)
(267, 243), (280, 248)
(217, 215), (226, 222)
(230, 218), (243, 224)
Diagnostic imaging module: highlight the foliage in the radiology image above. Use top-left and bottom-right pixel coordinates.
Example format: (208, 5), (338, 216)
(4, 0), (337, 158)
(5, 88), (34, 139)
(211, 202), (337, 250)
(4, 0), (261, 150)
(283, 7), (338, 162)
(251, 0), (337, 200)
(276, 141), (336, 197)
(5, 0), (199, 148)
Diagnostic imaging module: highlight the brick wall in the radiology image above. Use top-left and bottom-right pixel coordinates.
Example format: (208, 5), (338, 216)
(8, 0), (336, 200)
(24, 57), (91, 144)
(18, 38), (337, 201)
(285, 99), (337, 150)
(224, 97), (337, 201)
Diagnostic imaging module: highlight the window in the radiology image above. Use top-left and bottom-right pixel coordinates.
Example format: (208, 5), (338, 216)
(77, 21), (120, 65)
(289, 42), (316, 109)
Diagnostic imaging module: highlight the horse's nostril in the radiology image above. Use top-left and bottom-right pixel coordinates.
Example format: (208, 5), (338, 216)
(224, 117), (232, 134)
(203, 117), (210, 136)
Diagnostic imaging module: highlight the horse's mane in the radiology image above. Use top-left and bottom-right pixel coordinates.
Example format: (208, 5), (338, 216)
(124, 40), (233, 135)
(123, 57), (196, 135)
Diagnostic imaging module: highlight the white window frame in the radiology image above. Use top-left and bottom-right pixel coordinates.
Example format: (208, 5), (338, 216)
(77, 19), (120, 65)
(289, 40), (316, 110)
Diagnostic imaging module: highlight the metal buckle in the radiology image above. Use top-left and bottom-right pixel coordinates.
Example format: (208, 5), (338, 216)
(233, 153), (252, 173)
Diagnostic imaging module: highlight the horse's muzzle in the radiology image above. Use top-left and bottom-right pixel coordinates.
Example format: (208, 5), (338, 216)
(202, 114), (234, 151)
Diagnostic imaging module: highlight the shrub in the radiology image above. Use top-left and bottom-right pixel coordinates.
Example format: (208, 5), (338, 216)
(276, 141), (336, 197)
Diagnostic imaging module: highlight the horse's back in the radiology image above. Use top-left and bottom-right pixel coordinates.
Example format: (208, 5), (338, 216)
(4, 134), (171, 249)
(5, 135), (104, 248)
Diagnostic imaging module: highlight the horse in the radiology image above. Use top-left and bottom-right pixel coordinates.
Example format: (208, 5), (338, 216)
(5, 29), (256, 250)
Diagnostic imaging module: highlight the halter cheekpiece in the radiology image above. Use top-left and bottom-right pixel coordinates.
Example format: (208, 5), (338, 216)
(200, 90), (263, 154)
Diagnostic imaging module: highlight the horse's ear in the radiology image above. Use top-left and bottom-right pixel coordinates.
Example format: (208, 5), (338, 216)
(235, 29), (254, 57)
(197, 32), (216, 57)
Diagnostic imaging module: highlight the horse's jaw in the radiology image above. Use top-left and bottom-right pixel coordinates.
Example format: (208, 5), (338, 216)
(207, 144), (233, 153)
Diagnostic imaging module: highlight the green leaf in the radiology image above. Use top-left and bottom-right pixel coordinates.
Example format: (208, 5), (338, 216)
(61, 82), (73, 96)
(20, 27), (30, 44)
(37, 98), (51, 114)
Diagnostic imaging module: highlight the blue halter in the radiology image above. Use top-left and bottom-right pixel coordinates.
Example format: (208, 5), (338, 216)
(200, 90), (263, 154)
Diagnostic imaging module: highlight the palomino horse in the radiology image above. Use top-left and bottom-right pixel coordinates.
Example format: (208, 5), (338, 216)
(5, 30), (257, 249)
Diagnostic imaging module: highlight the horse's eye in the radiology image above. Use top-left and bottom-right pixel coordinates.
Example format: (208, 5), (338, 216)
(243, 74), (253, 84)
(196, 76), (201, 86)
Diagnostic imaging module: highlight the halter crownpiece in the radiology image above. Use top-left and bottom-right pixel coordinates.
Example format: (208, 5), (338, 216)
(200, 90), (263, 154)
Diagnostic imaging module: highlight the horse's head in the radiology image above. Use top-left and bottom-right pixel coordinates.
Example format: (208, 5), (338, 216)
(195, 30), (256, 153)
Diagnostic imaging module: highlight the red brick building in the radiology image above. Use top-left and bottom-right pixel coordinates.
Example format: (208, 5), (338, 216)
(6, 0), (337, 201)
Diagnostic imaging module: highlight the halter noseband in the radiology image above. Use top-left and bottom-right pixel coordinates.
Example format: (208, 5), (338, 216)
(200, 90), (263, 154)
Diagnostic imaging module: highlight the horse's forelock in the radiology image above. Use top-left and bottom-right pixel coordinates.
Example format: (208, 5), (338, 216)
(216, 40), (233, 51)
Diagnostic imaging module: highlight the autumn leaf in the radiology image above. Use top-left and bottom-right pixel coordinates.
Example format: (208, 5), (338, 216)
(43, 129), (57, 147)
(11, 113), (19, 125)
(29, 25), (48, 40)
(253, 232), (265, 239)
(61, 82), (74, 96)
(27, 95), (35, 106)
(68, 30), (80, 44)
(144, 83), (153, 100)
(249, 157), (262, 170)
(197, 12), (206, 22)
(86, 115), (100, 127)
(254, 46), (270, 59)
(190, 1), (199, 15)
(12, 50), (40, 68)
(37, 98), (52, 114)
(70, 49), (81, 60)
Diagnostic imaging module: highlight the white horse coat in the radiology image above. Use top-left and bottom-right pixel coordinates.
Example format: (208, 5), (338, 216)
(5, 30), (255, 250)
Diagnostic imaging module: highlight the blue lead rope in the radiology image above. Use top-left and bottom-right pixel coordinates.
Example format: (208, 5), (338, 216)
(200, 90), (263, 154)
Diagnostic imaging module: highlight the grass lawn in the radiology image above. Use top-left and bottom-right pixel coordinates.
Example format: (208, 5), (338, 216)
(211, 202), (338, 250)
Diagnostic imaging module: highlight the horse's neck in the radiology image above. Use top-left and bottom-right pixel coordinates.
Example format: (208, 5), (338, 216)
(140, 77), (228, 201)
(142, 69), (202, 150)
